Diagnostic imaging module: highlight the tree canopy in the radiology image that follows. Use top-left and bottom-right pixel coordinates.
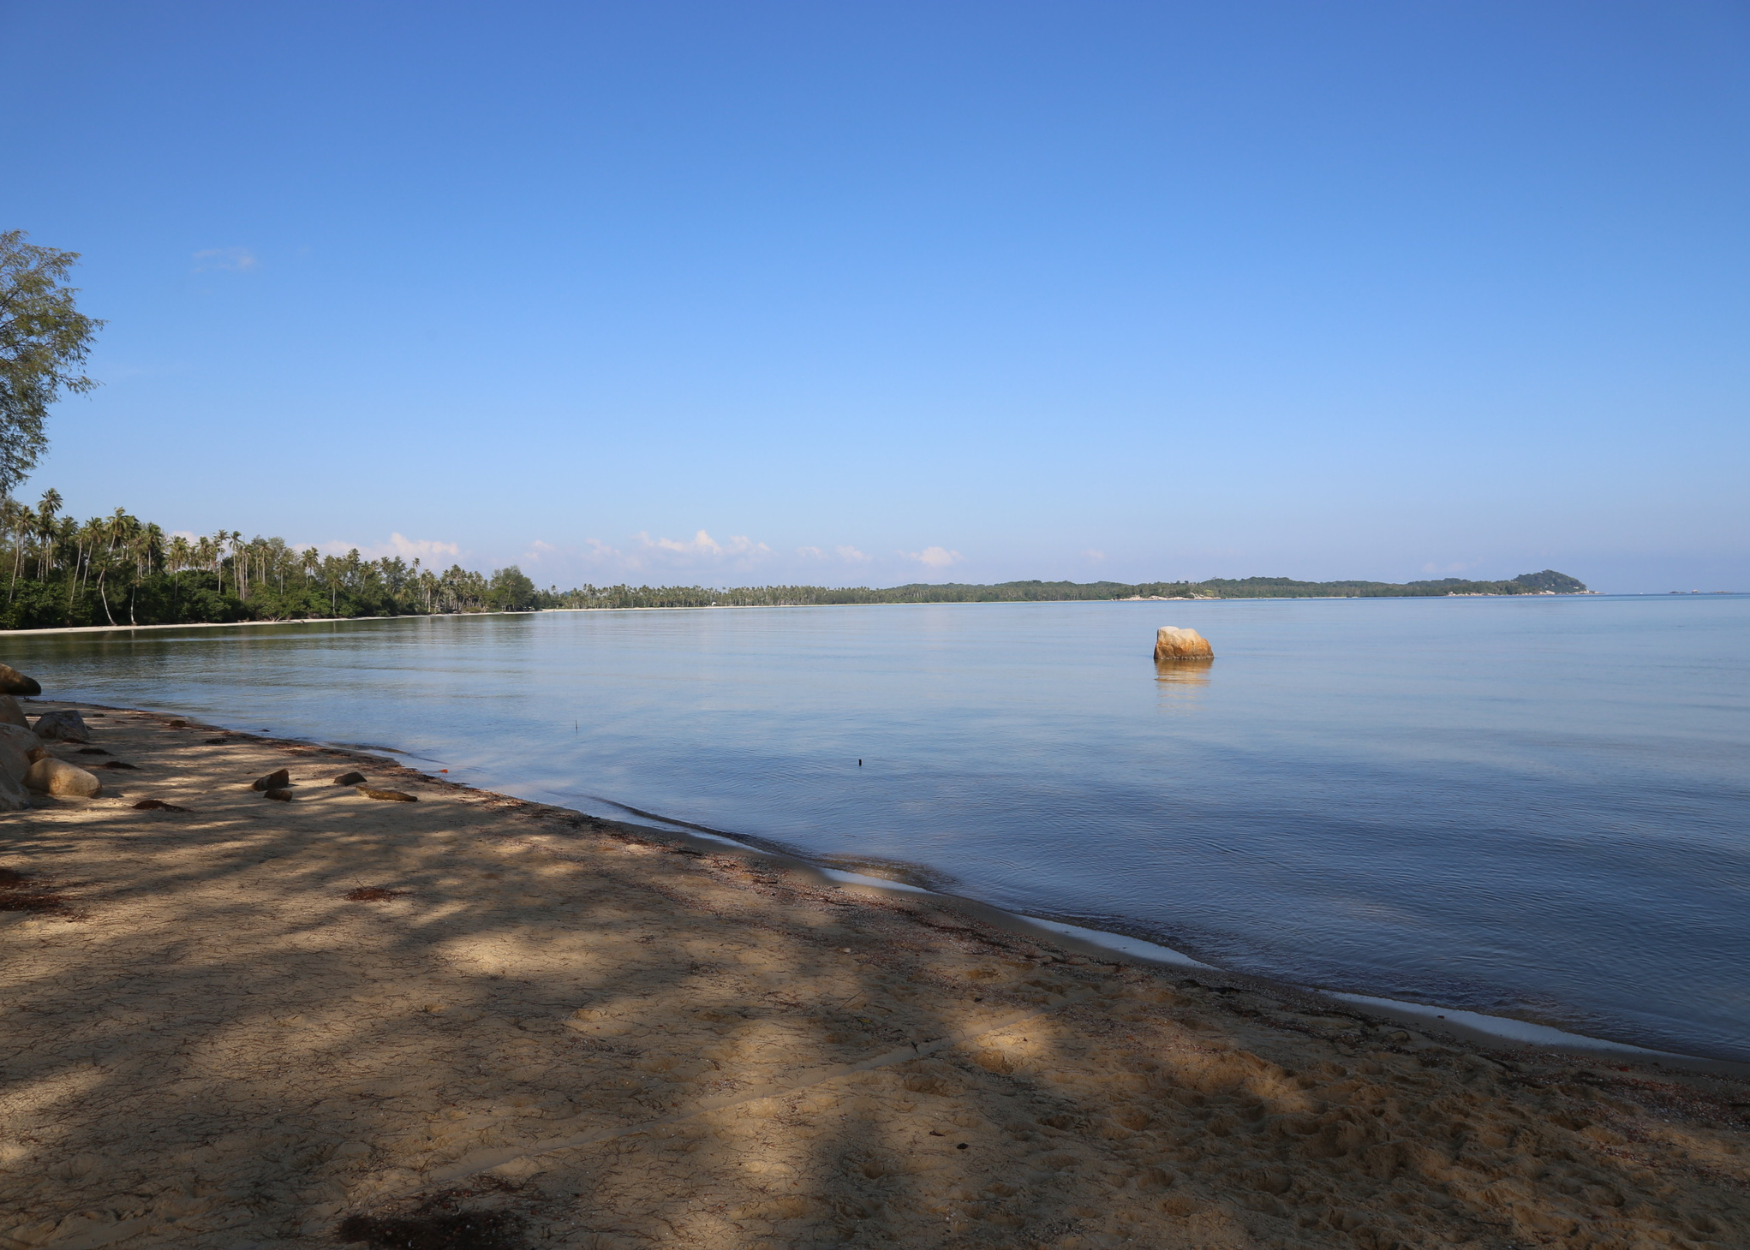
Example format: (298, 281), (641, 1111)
(0, 232), (104, 498)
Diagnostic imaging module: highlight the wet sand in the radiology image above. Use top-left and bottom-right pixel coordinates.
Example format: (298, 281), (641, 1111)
(1, 701), (1746, 1250)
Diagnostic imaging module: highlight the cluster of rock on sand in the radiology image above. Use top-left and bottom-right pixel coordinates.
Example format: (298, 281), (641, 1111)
(0, 664), (108, 806)
(1, 703), (1747, 1250)
(0, 662), (423, 813)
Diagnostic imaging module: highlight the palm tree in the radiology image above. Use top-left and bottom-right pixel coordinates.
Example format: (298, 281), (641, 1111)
(34, 488), (61, 579)
(3, 498), (27, 600)
(54, 516), (77, 620)
(165, 533), (190, 616)
(141, 523), (164, 580)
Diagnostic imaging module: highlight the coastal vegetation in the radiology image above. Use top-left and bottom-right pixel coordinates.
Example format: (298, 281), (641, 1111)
(0, 492), (539, 628)
(0, 489), (1587, 629)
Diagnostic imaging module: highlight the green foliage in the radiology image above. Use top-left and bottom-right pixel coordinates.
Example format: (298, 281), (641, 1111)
(1507, 569), (1587, 592)
(487, 566), (537, 611)
(0, 232), (105, 497)
(0, 490), (541, 628)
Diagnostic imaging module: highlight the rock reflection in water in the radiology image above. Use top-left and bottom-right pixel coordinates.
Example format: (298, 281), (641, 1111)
(1153, 657), (1213, 687)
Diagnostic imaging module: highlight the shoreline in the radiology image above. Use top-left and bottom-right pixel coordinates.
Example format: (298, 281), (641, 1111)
(618, 810), (1738, 1072)
(41, 696), (1750, 1075)
(5, 699), (1746, 1247)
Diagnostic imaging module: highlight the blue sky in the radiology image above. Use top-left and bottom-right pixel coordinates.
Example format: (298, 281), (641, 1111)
(6, 1), (1746, 591)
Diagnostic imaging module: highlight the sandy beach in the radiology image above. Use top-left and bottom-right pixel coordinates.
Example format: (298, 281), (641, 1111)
(2, 702), (1746, 1250)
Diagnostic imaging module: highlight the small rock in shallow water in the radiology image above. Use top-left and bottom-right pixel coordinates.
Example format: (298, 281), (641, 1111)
(332, 771), (366, 786)
(0, 664), (42, 697)
(251, 768), (290, 791)
(32, 709), (90, 742)
(359, 787), (417, 802)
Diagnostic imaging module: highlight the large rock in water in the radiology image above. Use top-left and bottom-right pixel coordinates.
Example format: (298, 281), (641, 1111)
(25, 757), (103, 798)
(1154, 626), (1214, 661)
(0, 664), (41, 697)
(32, 709), (91, 743)
(0, 696), (28, 729)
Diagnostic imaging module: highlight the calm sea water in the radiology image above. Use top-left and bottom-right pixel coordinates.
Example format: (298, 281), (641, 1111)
(8, 596), (1747, 1060)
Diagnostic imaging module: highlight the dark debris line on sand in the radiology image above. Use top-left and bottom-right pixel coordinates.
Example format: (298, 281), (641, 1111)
(344, 887), (407, 903)
(0, 867), (65, 914)
(336, 1211), (524, 1250)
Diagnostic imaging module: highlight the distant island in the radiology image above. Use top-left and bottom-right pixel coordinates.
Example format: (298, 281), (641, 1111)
(0, 492), (1591, 629)
(550, 569), (1589, 610)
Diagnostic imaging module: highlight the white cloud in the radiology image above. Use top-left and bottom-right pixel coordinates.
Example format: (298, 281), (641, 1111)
(796, 544), (872, 564)
(310, 533), (461, 563)
(638, 529), (771, 558)
(515, 530), (782, 580)
(1084, 548), (1107, 563)
(192, 246), (258, 273)
(905, 546), (962, 569)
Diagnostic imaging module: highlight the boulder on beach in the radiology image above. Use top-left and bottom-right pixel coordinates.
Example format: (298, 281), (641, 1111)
(0, 724), (35, 779)
(0, 724), (37, 811)
(332, 771), (367, 786)
(263, 788), (293, 802)
(0, 664), (42, 697)
(25, 757), (103, 798)
(359, 787), (417, 802)
(1153, 626), (1214, 662)
(0, 697), (28, 730)
(32, 709), (91, 743)
(251, 768), (291, 791)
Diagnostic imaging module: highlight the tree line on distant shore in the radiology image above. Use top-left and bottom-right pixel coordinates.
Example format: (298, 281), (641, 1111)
(0, 490), (539, 629)
(549, 569), (1587, 611)
(0, 487), (1586, 630)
